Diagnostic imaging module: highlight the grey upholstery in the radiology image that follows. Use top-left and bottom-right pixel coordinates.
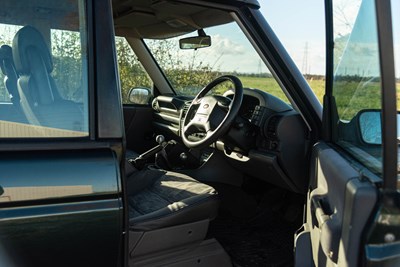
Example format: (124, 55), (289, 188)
(127, 169), (219, 231)
(12, 25), (84, 131)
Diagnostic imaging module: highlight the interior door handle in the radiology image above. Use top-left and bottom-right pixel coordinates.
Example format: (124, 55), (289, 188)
(311, 197), (331, 227)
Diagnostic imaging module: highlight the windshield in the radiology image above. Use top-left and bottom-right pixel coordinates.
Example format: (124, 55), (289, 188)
(144, 20), (289, 103)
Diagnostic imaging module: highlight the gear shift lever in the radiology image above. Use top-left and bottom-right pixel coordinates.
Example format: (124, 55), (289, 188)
(155, 135), (171, 169)
(129, 135), (171, 170)
(156, 135), (166, 145)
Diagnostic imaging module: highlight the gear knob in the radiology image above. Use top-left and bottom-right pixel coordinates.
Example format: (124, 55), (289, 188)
(155, 135), (165, 145)
(180, 152), (188, 161)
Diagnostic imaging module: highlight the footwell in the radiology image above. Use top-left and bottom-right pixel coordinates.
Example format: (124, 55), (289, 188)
(209, 210), (299, 266)
(207, 183), (303, 267)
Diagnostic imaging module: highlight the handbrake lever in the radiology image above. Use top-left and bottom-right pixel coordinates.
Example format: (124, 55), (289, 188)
(129, 135), (171, 169)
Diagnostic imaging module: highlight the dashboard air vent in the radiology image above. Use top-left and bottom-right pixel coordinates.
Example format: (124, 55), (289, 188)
(151, 98), (159, 112)
(181, 101), (191, 118)
(266, 115), (281, 139)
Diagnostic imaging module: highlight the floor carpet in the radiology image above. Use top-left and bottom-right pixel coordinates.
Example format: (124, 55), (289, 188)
(208, 183), (304, 267)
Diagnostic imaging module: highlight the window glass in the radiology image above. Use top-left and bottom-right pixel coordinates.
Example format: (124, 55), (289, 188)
(394, 0), (400, 96)
(0, 25), (21, 102)
(392, 0), (400, 186)
(0, 0), (88, 138)
(115, 37), (153, 104)
(144, 21), (289, 103)
(333, 0), (383, 175)
(395, 0), (400, 96)
(51, 29), (85, 103)
(261, 0), (326, 103)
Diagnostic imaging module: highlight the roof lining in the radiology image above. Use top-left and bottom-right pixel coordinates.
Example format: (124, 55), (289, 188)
(113, 0), (234, 39)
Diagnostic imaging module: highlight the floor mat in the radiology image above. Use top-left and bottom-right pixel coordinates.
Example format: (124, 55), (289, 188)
(208, 205), (301, 267)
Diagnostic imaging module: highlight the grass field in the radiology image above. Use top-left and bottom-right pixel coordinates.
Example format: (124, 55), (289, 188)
(238, 75), (325, 104)
(238, 75), (400, 120)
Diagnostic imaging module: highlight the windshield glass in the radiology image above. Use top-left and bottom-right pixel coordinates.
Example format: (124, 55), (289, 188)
(144, 20), (289, 103)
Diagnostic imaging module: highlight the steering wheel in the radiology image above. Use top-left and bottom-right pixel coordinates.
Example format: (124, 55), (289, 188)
(181, 75), (243, 149)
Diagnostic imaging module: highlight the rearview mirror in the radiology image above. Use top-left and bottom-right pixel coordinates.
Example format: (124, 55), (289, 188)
(359, 110), (400, 145)
(179, 36), (211, 49)
(179, 29), (211, 50)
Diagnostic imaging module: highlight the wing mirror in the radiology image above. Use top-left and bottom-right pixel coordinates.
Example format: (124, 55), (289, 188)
(128, 87), (152, 105)
(179, 29), (211, 50)
(358, 110), (400, 145)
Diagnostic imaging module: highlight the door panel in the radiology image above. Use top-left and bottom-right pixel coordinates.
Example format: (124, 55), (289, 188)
(0, 149), (123, 267)
(123, 105), (156, 154)
(296, 142), (377, 266)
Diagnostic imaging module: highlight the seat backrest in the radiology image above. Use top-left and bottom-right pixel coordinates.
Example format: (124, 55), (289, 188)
(13, 26), (55, 107)
(12, 25), (84, 131)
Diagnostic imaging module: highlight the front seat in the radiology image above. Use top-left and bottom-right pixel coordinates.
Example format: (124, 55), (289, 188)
(127, 169), (219, 231)
(126, 166), (221, 262)
(12, 25), (84, 132)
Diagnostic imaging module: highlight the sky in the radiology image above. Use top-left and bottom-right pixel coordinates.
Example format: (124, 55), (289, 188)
(261, 0), (326, 75)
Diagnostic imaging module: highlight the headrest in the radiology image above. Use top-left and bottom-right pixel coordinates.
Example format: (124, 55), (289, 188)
(0, 45), (13, 75)
(12, 26), (53, 75)
(0, 45), (12, 59)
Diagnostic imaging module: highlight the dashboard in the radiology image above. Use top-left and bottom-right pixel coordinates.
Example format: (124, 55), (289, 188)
(151, 87), (310, 194)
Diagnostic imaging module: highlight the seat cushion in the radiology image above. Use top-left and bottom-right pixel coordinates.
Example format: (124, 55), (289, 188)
(127, 169), (219, 231)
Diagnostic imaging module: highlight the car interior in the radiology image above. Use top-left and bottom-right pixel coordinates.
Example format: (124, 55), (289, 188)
(2, 0), (399, 266)
(0, 1), (313, 266)
(112, 1), (312, 266)
(114, 1), (393, 266)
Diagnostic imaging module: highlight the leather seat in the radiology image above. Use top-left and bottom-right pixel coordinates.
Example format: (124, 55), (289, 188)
(12, 25), (84, 132)
(127, 168), (219, 231)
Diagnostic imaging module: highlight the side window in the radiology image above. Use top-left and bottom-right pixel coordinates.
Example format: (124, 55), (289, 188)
(392, 0), (400, 183)
(51, 29), (86, 103)
(0, 0), (88, 138)
(332, 0), (383, 175)
(394, 1), (400, 95)
(0, 26), (21, 103)
(115, 37), (152, 104)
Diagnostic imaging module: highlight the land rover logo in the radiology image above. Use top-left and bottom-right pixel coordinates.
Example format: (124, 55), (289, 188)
(203, 104), (209, 109)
